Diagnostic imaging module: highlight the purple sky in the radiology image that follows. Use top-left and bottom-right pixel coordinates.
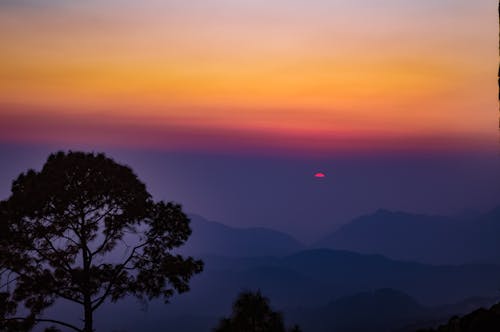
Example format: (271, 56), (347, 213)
(1, 143), (499, 242)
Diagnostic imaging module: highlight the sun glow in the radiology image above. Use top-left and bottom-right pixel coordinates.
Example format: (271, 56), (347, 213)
(0, 1), (495, 154)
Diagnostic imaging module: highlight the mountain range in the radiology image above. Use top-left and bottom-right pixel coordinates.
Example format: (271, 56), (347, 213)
(90, 248), (500, 332)
(184, 206), (500, 265)
(315, 206), (500, 264)
(38, 207), (500, 331)
(180, 214), (304, 257)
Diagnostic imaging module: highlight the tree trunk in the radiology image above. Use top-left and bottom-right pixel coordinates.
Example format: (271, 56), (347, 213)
(84, 294), (93, 332)
(81, 215), (93, 332)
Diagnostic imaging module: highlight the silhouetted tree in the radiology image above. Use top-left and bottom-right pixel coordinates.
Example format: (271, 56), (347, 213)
(0, 201), (39, 332)
(1, 212), (13, 331)
(213, 290), (301, 332)
(0, 151), (203, 332)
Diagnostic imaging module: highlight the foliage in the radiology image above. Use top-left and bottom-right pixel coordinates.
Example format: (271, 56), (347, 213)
(0, 151), (203, 332)
(213, 290), (301, 332)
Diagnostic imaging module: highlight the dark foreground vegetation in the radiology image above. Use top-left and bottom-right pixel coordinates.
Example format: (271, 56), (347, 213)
(213, 290), (301, 332)
(0, 151), (203, 332)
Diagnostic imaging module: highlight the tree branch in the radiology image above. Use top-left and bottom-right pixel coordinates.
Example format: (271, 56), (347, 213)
(40, 234), (75, 273)
(91, 236), (155, 311)
(90, 231), (113, 257)
(1, 317), (83, 332)
(60, 232), (80, 247)
(88, 206), (116, 226)
(0, 275), (19, 289)
(53, 289), (84, 305)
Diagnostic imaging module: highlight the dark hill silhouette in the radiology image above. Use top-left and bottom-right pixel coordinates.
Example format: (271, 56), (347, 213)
(46, 249), (500, 331)
(171, 249), (500, 315)
(98, 287), (499, 332)
(417, 302), (500, 332)
(180, 214), (304, 257)
(315, 207), (500, 264)
(276, 249), (500, 306)
(291, 290), (500, 332)
(291, 288), (429, 332)
(37, 208), (500, 331)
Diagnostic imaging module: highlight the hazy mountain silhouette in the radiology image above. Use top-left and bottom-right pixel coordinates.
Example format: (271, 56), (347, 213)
(290, 288), (429, 332)
(315, 206), (500, 264)
(27, 210), (500, 331)
(182, 206), (500, 264)
(292, 291), (500, 332)
(416, 302), (500, 332)
(88, 282), (499, 332)
(164, 249), (500, 318)
(180, 214), (304, 257)
(46, 248), (500, 332)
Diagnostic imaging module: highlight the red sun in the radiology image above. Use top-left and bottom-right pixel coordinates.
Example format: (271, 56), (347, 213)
(314, 172), (326, 178)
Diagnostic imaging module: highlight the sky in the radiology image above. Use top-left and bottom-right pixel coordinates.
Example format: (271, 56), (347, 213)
(0, 0), (499, 241)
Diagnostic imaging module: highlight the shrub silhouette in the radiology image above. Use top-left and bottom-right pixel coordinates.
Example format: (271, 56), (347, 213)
(0, 151), (203, 332)
(213, 290), (301, 332)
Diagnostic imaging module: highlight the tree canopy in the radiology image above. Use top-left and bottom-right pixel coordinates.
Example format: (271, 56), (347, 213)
(213, 290), (301, 332)
(0, 151), (203, 332)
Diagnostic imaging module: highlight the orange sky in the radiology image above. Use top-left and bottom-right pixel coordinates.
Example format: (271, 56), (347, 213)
(0, 0), (496, 154)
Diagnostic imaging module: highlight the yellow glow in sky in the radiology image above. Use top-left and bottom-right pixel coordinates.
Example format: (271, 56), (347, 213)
(0, 0), (496, 154)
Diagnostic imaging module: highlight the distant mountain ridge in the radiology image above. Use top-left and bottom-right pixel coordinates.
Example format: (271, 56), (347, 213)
(188, 249), (500, 311)
(291, 288), (429, 332)
(181, 206), (500, 265)
(180, 214), (304, 257)
(416, 301), (500, 332)
(86, 206), (500, 332)
(92, 248), (500, 332)
(315, 206), (500, 264)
